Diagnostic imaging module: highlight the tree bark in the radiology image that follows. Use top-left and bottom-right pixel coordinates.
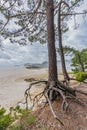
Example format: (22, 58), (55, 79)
(77, 53), (85, 72)
(46, 0), (58, 84)
(58, 3), (69, 81)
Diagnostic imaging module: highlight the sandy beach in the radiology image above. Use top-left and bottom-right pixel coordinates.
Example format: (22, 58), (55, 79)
(0, 67), (47, 110)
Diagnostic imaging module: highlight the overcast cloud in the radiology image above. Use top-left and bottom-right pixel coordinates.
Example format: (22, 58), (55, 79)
(0, 0), (87, 68)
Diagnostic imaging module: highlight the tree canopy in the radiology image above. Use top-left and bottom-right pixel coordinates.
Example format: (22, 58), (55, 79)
(61, 46), (87, 73)
(0, 0), (85, 45)
(0, 0), (87, 126)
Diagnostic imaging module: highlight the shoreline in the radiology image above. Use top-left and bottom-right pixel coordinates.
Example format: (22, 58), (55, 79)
(0, 67), (47, 110)
(0, 67), (74, 110)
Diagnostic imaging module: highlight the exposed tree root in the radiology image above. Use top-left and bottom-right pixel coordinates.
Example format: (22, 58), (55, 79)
(83, 81), (87, 84)
(45, 89), (64, 126)
(61, 77), (87, 87)
(33, 92), (44, 107)
(24, 80), (87, 125)
(74, 89), (87, 96)
(24, 80), (47, 109)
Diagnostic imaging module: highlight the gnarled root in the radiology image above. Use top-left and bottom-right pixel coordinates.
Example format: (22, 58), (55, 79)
(24, 80), (87, 125)
(24, 80), (47, 109)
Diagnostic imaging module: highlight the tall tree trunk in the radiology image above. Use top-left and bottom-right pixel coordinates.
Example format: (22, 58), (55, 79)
(77, 53), (85, 72)
(58, 4), (69, 81)
(46, 0), (58, 84)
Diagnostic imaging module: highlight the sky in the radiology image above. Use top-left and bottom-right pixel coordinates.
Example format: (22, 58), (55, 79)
(0, 0), (87, 68)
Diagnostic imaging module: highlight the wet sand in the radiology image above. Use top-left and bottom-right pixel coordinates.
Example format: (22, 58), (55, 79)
(0, 67), (46, 109)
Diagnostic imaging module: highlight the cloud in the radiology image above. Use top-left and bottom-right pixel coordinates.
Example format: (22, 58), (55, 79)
(0, 0), (87, 68)
(1, 20), (87, 68)
(0, 39), (48, 68)
(63, 16), (87, 50)
(61, 0), (87, 49)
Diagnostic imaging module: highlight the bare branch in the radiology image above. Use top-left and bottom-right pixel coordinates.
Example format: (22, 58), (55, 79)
(0, 19), (9, 32)
(8, 11), (46, 19)
(34, 0), (42, 13)
(62, 1), (69, 8)
(61, 11), (87, 16)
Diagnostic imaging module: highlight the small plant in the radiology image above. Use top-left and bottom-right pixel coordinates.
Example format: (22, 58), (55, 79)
(75, 72), (87, 82)
(0, 108), (13, 130)
(0, 106), (36, 130)
(20, 109), (36, 130)
(9, 125), (21, 130)
(9, 106), (35, 130)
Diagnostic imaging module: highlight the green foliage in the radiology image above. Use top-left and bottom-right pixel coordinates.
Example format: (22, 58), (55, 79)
(17, 20), (24, 26)
(12, 106), (35, 129)
(27, 0), (31, 5)
(0, 108), (6, 116)
(9, 125), (21, 130)
(57, 45), (75, 55)
(0, 106), (36, 130)
(60, 46), (87, 73)
(75, 72), (87, 82)
(71, 0), (81, 6)
(71, 68), (79, 74)
(20, 109), (36, 130)
(71, 49), (87, 73)
(28, 35), (46, 44)
(28, 36), (36, 42)
(0, 108), (13, 130)
(0, 6), (5, 12)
